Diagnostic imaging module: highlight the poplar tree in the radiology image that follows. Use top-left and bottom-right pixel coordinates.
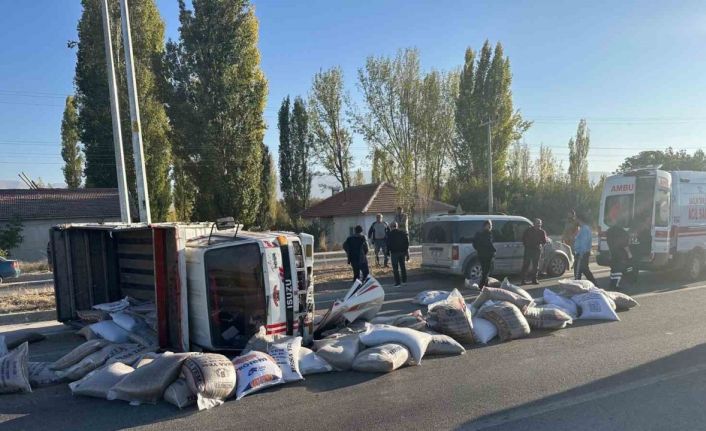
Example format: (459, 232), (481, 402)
(61, 96), (83, 189)
(256, 145), (276, 229)
(289, 97), (312, 214)
(166, 0), (267, 224)
(568, 119), (590, 186)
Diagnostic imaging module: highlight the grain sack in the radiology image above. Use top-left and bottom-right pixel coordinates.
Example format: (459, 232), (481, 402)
(312, 334), (361, 371)
(77, 325), (98, 341)
(571, 291), (620, 321)
(232, 351), (284, 400)
(359, 324), (432, 365)
(471, 316), (498, 344)
(69, 362), (134, 399)
(479, 301), (531, 341)
(92, 297), (130, 312)
(110, 312), (145, 332)
(164, 378), (196, 409)
(50, 339), (110, 370)
(523, 305), (573, 329)
(499, 278), (533, 301)
(352, 343), (410, 373)
(543, 288), (578, 318)
(298, 347), (333, 375)
(557, 278), (594, 295)
(182, 354), (236, 410)
(602, 290), (639, 311)
(486, 277), (501, 288)
(58, 343), (140, 381)
(427, 289), (474, 344)
(5, 332), (45, 350)
(425, 334), (466, 356)
(28, 362), (63, 387)
(268, 337), (304, 382)
(0, 342), (31, 394)
(105, 344), (155, 367)
(77, 309), (110, 323)
(89, 321), (130, 343)
(107, 352), (194, 405)
(0, 336), (8, 357)
(471, 287), (533, 313)
(127, 326), (158, 349)
(412, 290), (450, 305)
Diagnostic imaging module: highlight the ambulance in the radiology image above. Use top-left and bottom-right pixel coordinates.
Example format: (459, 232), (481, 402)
(597, 168), (706, 280)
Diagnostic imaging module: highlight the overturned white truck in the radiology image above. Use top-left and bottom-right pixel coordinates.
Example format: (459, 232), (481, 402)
(50, 221), (315, 352)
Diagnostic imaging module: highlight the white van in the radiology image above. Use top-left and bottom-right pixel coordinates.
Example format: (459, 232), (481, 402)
(598, 168), (706, 280)
(421, 214), (573, 282)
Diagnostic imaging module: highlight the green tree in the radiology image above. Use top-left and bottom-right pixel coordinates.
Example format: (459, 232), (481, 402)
(371, 147), (394, 184)
(454, 41), (530, 183)
(278, 96), (292, 212)
(309, 66), (353, 191)
(0, 218), (23, 258)
(568, 119), (590, 186)
(507, 141), (533, 183)
(279, 96), (312, 219)
(74, 0), (172, 219)
(61, 96), (83, 189)
(166, 0), (267, 225)
(618, 147), (706, 172)
(352, 168), (365, 186)
(535, 144), (560, 185)
(255, 145), (277, 229)
(172, 158), (194, 221)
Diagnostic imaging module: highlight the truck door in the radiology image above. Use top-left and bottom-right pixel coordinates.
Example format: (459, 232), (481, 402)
(652, 174), (672, 261)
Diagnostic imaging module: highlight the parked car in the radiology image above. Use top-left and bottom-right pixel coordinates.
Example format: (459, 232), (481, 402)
(421, 214), (574, 282)
(0, 256), (20, 283)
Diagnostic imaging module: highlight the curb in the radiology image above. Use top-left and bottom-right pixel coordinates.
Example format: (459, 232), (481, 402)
(0, 309), (57, 326)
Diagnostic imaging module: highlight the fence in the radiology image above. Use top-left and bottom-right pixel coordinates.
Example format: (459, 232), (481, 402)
(314, 245), (422, 273)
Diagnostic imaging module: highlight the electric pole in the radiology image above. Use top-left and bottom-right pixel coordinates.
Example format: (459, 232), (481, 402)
(480, 118), (494, 213)
(119, 0), (151, 224)
(100, 0), (131, 223)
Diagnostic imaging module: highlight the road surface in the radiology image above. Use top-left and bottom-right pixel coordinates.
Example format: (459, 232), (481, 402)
(2, 264), (706, 431)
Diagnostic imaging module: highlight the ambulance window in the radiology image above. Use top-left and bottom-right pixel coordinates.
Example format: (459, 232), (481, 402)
(654, 189), (670, 227)
(204, 243), (265, 350)
(604, 194), (633, 227)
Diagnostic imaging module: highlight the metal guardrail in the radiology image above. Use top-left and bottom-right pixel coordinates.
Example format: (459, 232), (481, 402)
(314, 245), (422, 272)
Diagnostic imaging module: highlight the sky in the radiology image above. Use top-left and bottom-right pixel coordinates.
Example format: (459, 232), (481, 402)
(1, 0), (706, 189)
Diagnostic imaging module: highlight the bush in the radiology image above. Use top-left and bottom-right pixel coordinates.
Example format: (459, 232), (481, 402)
(0, 217), (23, 257)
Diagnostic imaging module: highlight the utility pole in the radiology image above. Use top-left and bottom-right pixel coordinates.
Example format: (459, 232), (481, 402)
(119, 0), (151, 224)
(480, 118), (494, 213)
(100, 0), (131, 223)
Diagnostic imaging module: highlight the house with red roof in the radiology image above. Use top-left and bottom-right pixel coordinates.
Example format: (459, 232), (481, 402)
(0, 189), (122, 260)
(301, 182), (454, 248)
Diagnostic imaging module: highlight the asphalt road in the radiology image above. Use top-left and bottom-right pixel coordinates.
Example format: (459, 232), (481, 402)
(3, 264), (706, 431)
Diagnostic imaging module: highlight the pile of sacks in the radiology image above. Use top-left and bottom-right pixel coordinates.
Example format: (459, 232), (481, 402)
(73, 297), (158, 348)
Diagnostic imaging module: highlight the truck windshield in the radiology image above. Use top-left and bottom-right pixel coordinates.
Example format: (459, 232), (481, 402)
(604, 194), (634, 227)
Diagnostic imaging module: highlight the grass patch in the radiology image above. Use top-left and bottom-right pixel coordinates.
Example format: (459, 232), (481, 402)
(18, 260), (51, 274)
(0, 289), (55, 314)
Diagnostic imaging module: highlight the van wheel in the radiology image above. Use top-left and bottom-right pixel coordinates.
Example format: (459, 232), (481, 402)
(465, 260), (483, 284)
(546, 255), (568, 277)
(685, 252), (703, 281)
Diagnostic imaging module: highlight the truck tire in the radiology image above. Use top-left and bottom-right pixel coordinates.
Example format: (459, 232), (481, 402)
(464, 259), (483, 284)
(546, 254), (569, 277)
(685, 251), (703, 281)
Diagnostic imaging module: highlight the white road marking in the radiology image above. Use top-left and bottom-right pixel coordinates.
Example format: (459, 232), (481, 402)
(464, 361), (706, 430)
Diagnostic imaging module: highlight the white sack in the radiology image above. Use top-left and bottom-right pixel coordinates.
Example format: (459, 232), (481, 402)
(471, 287), (533, 313)
(499, 278), (533, 300)
(164, 378), (197, 409)
(479, 301), (531, 341)
(571, 291), (620, 321)
(412, 290), (450, 306)
(352, 343), (410, 373)
(558, 278), (594, 295)
(89, 321), (130, 343)
(0, 342), (31, 394)
(69, 362), (134, 399)
(602, 290), (640, 310)
(57, 344), (140, 381)
(28, 362), (63, 387)
(232, 351), (284, 400)
(182, 354), (236, 410)
(50, 339), (110, 370)
(471, 316), (498, 344)
(359, 324), (432, 365)
(0, 336), (7, 357)
(267, 336), (304, 383)
(427, 289), (474, 344)
(109, 312), (145, 332)
(312, 334), (361, 371)
(92, 297), (130, 313)
(543, 288), (579, 318)
(425, 334), (466, 356)
(523, 305), (573, 329)
(298, 347), (333, 375)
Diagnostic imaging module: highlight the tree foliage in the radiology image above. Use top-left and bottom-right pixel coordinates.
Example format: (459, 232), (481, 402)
(279, 96), (312, 219)
(309, 67), (353, 191)
(75, 0), (172, 220)
(617, 147), (706, 172)
(255, 145), (277, 229)
(568, 119), (590, 186)
(507, 141), (533, 183)
(165, 0), (267, 225)
(0, 218), (23, 258)
(61, 96), (83, 189)
(371, 148), (394, 184)
(454, 41), (531, 183)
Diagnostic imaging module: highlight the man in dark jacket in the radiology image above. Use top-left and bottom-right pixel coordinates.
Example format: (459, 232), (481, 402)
(386, 221), (409, 287)
(521, 218), (548, 285)
(472, 220), (496, 290)
(606, 222), (632, 290)
(343, 225), (370, 282)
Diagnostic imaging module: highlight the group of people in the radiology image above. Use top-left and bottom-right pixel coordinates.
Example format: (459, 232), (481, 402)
(342, 207), (410, 288)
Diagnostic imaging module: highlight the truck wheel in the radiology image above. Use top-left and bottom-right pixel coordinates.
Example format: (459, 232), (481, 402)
(465, 260), (483, 284)
(686, 252), (703, 281)
(546, 255), (569, 277)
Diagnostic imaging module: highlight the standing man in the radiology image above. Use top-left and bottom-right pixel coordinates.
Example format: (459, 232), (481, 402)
(343, 225), (370, 282)
(573, 213), (598, 284)
(394, 206), (409, 232)
(368, 214), (389, 267)
(471, 220), (496, 290)
(386, 221), (409, 288)
(606, 221), (632, 290)
(520, 218), (548, 285)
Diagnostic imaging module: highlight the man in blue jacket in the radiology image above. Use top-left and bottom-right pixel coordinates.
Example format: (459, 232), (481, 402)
(573, 213), (597, 284)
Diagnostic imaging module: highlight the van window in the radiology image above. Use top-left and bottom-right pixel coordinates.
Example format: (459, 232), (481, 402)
(604, 194), (634, 227)
(654, 189), (670, 227)
(457, 221), (484, 243)
(204, 243), (266, 349)
(491, 220), (511, 242)
(422, 221), (454, 243)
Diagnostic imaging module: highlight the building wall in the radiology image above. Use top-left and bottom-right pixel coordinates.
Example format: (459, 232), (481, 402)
(1, 217), (121, 261)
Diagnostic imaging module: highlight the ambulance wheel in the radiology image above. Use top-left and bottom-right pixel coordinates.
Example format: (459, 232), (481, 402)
(465, 260), (482, 284)
(547, 255), (569, 277)
(685, 251), (703, 281)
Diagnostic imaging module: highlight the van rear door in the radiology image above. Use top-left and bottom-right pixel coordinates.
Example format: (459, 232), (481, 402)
(422, 221), (455, 268)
